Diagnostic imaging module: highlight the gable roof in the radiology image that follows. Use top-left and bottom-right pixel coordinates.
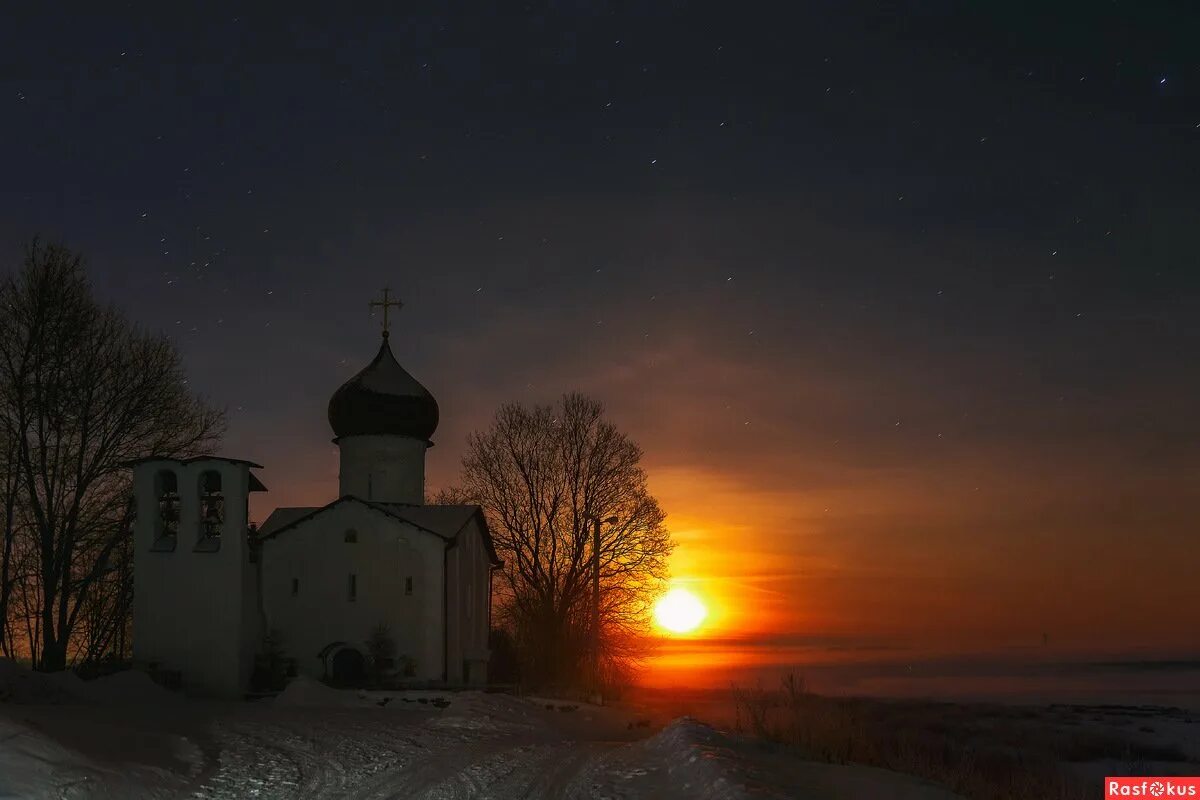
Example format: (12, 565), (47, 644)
(370, 503), (476, 538)
(257, 496), (501, 566)
(380, 503), (501, 566)
(257, 506), (319, 537)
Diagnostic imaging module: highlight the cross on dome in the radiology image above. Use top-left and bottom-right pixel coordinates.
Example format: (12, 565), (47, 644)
(369, 287), (404, 337)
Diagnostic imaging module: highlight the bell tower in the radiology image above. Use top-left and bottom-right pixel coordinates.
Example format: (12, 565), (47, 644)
(130, 456), (267, 697)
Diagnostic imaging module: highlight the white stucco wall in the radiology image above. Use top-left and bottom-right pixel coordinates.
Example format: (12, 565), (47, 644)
(446, 516), (492, 684)
(131, 458), (259, 698)
(259, 503), (445, 681)
(336, 435), (427, 504)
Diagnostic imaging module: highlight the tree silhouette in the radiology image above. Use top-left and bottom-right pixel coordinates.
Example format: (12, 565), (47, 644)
(0, 240), (224, 670)
(440, 393), (672, 689)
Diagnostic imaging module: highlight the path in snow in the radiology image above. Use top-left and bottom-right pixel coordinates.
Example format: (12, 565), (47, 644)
(1, 668), (962, 799)
(186, 693), (641, 800)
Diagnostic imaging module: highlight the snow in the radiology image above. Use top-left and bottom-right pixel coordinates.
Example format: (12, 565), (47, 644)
(0, 658), (85, 704)
(77, 670), (182, 706)
(0, 663), (966, 798)
(272, 676), (366, 708)
(429, 691), (542, 732)
(0, 659), (178, 706)
(0, 712), (97, 797)
(0, 709), (189, 799)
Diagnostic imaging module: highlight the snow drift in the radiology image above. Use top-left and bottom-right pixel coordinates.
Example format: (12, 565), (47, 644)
(0, 659), (178, 706)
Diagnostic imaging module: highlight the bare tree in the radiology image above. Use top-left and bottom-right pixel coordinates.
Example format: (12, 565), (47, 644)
(0, 423), (24, 657)
(448, 393), (672, 688)
(0, 240), (224, 670)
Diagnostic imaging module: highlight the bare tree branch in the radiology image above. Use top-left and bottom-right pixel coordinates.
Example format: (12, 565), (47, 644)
(447, 392), (673, 688)
(0, 240), (225, 670)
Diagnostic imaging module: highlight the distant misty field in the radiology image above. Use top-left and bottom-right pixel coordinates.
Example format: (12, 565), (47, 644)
(622, 666), (1200, 800)
(642, 654), (1200, 709)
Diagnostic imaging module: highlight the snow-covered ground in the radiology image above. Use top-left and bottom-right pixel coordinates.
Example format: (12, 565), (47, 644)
(0, 663), (961, 799)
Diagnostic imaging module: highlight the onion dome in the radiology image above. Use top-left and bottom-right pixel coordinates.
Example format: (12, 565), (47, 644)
(328, 333), (439, 441)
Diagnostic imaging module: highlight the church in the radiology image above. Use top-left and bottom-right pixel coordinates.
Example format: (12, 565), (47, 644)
(129, 299), (500, 698)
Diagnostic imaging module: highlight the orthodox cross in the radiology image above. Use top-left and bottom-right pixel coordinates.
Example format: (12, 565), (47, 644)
(369, 287), (404, 336)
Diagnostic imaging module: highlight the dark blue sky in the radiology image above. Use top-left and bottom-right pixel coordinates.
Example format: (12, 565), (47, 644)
(3, 2), (1198, 655)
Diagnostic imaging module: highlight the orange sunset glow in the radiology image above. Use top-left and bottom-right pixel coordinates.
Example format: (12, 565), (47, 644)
(653, 588), (707, 634)
(9, 5), (1200, 797)
(245, 315), (1200, 693)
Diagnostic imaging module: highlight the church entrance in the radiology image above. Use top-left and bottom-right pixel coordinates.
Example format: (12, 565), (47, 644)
(330, 647), (366, 685)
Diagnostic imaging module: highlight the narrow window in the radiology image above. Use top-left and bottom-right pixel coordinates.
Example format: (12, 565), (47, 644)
(344, 528), (357, 543)
(199, 470), (224, 539)
(404, 576), (413, 596)
(348, 573), (357, 602)
(155, 470), (179, 546)
(291, 578), (299, 596)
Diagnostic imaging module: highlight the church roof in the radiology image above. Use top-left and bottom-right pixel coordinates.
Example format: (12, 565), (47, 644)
(369, 503), (478, 537)
(124, 455), (268, 491)
(327, 333), (439, 441)
(257, 497), (501, 565)
(257, 506), (318, 536)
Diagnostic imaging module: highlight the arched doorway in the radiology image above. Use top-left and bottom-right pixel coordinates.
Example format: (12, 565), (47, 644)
(330, 647), (366, 685)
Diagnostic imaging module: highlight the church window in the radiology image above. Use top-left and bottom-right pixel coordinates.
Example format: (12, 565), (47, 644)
(154, 470), (179, 549)
(405, 576), (413, 596)
(199, 470), (224, 541)
(348, 573), (357, 602)
(291, 578), (299, 596)
(344, 528), (357, 543)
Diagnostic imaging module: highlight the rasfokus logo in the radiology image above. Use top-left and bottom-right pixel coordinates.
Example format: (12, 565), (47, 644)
(1106, 777), (1200, 797)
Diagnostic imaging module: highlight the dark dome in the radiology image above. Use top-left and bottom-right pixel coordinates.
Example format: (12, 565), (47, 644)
(328, 334), (439, 440)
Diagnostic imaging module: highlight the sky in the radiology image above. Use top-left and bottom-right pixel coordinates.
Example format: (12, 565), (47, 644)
(3, 3), (1199, 685)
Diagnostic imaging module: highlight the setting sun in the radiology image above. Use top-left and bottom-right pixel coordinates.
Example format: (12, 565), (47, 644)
(654, 588), (708, 634)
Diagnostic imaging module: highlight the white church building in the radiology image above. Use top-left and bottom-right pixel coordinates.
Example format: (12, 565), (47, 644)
(129, 315), (500, 698)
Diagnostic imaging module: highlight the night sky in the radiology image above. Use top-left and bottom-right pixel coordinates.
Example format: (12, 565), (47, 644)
(4, 3), (1198, 679)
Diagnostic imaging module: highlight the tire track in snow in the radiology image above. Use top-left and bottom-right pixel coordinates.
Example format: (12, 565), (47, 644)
(353, 739), (619, 800)
(190, 712), (425, 799)
(181, 700), (630, 800)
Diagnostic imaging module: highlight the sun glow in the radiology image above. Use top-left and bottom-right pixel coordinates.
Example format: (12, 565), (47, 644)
(654, 587), (708, 634)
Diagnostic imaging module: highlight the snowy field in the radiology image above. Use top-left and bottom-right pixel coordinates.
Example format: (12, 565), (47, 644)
(0, 661), (961, 799)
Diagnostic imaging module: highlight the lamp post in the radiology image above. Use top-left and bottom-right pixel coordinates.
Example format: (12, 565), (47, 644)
(590, 514), (618, 701)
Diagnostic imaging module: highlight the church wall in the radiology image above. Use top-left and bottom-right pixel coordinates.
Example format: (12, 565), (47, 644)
(336, 435), (428, 504)
(446, 546), (462, 684)
(260, 504), (445, 681)
(445, 517), (493, 685)
(461, 519), (492, 666)
(132, 459), (258, 698)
